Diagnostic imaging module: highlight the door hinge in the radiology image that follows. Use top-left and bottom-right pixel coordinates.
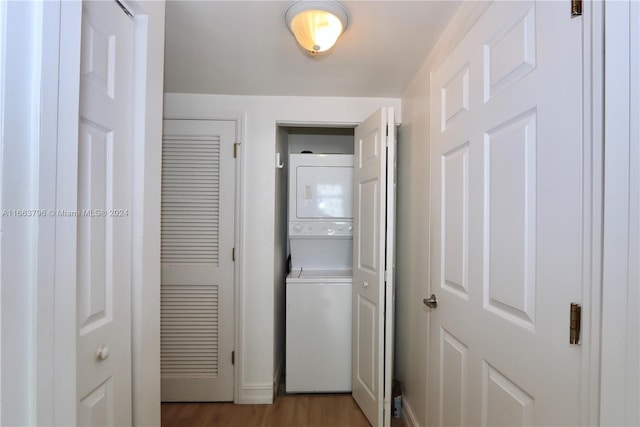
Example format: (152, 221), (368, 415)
(232, 350), (235, 365)
(234, 142), (240, 158)
(385, 125), (390, 147)
(232, 247), (236, 261)
(571, 0), (582, 17)
(569, 303), (582, 344)
(384, 269), (392, 283)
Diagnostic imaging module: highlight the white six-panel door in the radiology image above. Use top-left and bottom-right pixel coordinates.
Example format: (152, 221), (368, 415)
(428, 1), (584, 425)
(352, 107), (395, 427)
(160, 119), (236, 401)
(76, 1), (134, 424)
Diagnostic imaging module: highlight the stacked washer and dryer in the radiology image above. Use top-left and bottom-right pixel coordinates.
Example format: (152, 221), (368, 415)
(285, 153), (354, 393)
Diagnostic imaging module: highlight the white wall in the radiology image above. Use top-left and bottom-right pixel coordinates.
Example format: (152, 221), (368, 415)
(288, 127), (354, 154)
(273, 126), (289, 391)
(395, 58), (431, 427)
(164, 94), (400, 403)
(0, 2), (5, 418)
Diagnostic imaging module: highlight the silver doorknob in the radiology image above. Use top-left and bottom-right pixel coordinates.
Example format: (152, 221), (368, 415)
(423, 294), (438, 309)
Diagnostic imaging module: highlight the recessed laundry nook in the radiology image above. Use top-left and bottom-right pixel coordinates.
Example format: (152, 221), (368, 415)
(277, 128), (356, 394)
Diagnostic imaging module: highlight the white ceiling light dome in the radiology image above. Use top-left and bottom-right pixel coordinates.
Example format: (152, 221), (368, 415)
(285, 0), (349, 56)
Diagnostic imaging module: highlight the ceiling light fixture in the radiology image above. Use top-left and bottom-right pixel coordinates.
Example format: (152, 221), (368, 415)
(285, 0), (349, 56)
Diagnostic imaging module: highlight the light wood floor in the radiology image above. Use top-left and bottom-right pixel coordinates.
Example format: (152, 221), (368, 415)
(161, 394), (406, 427)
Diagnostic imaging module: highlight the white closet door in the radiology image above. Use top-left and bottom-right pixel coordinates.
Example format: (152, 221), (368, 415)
(76, 1), (133, 425)
(161, 119), (236, 402)
(352, 107), (396, 427)
(428, 1), (584, 425)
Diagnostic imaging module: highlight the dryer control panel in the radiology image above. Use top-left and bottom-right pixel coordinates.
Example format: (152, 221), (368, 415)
(289, 221), (353, 237)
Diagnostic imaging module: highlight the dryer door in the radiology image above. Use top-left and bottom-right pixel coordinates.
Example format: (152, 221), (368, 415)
(295, 164), (353, 219)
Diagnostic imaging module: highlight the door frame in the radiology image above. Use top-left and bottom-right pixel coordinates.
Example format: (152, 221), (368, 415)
(580, 1), (605, 425)
(0, 1), (63, 424)
(161, 113), (244, 403)
(599, 0), (639, 424)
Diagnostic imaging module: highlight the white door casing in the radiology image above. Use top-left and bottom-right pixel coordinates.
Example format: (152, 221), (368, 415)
(352, 107), (395, 427)
(600, 0), (640, 424)
(76, 1), (134, 425)
(160, 119), (236, 402)
(429, 1), (584, 426)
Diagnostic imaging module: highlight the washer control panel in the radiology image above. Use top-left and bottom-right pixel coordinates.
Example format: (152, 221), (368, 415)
(289, 221), (353, 237)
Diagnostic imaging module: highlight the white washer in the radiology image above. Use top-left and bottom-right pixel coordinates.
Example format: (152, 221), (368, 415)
(285, 269), (352, 393)
(286, 154), (354, 393)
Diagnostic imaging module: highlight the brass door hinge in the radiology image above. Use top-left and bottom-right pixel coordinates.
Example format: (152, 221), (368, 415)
(234, 142), (240, 158)
(569, 303), (582, 344)
(571, 0), (582, 17)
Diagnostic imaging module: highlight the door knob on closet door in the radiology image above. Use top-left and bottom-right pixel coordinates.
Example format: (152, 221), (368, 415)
(96, 346), (110, 361)
(362, 281), (369, 288)
(423, 294), (438, 309)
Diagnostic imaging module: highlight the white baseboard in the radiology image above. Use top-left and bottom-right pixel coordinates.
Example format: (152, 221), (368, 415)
(237, 383), (274, 404)
(401, 394), (420, 427)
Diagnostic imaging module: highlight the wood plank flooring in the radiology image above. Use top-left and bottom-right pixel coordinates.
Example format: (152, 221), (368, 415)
(161, 394), (407, 427)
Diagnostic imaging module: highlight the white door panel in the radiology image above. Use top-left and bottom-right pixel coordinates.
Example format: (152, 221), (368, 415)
(352, 107), (395, 427)
(160, 119), (236, 402)
(77, 1), (133, 425)
(429, 1), (583, 426)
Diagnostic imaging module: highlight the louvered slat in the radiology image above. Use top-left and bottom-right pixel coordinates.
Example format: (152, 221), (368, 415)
(161, 137), (220, 264)
(161, 284), (219, 376)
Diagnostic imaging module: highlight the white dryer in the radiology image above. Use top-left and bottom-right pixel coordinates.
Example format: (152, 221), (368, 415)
(288, 153), (353, 224)
(286, 154), (354, 393)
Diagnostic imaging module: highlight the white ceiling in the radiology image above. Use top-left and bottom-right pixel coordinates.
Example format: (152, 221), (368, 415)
(163, 1), (461, 98)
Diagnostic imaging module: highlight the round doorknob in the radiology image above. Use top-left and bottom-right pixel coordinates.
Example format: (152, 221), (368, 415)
(96, 346), (110, 361)
(423, 294), (438, 309)
(363, 281), (369, 288)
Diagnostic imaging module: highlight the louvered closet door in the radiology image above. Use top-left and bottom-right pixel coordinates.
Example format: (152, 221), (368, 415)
(161, 119), (236, 402)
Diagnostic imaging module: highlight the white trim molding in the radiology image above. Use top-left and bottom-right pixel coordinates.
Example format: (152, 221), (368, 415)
(1, 1), (65, 424)
(238, 383), (274, 405)
(579, 1), (605, 426)
(600, 0), (640, 425)
(400, 394), (419, 427)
